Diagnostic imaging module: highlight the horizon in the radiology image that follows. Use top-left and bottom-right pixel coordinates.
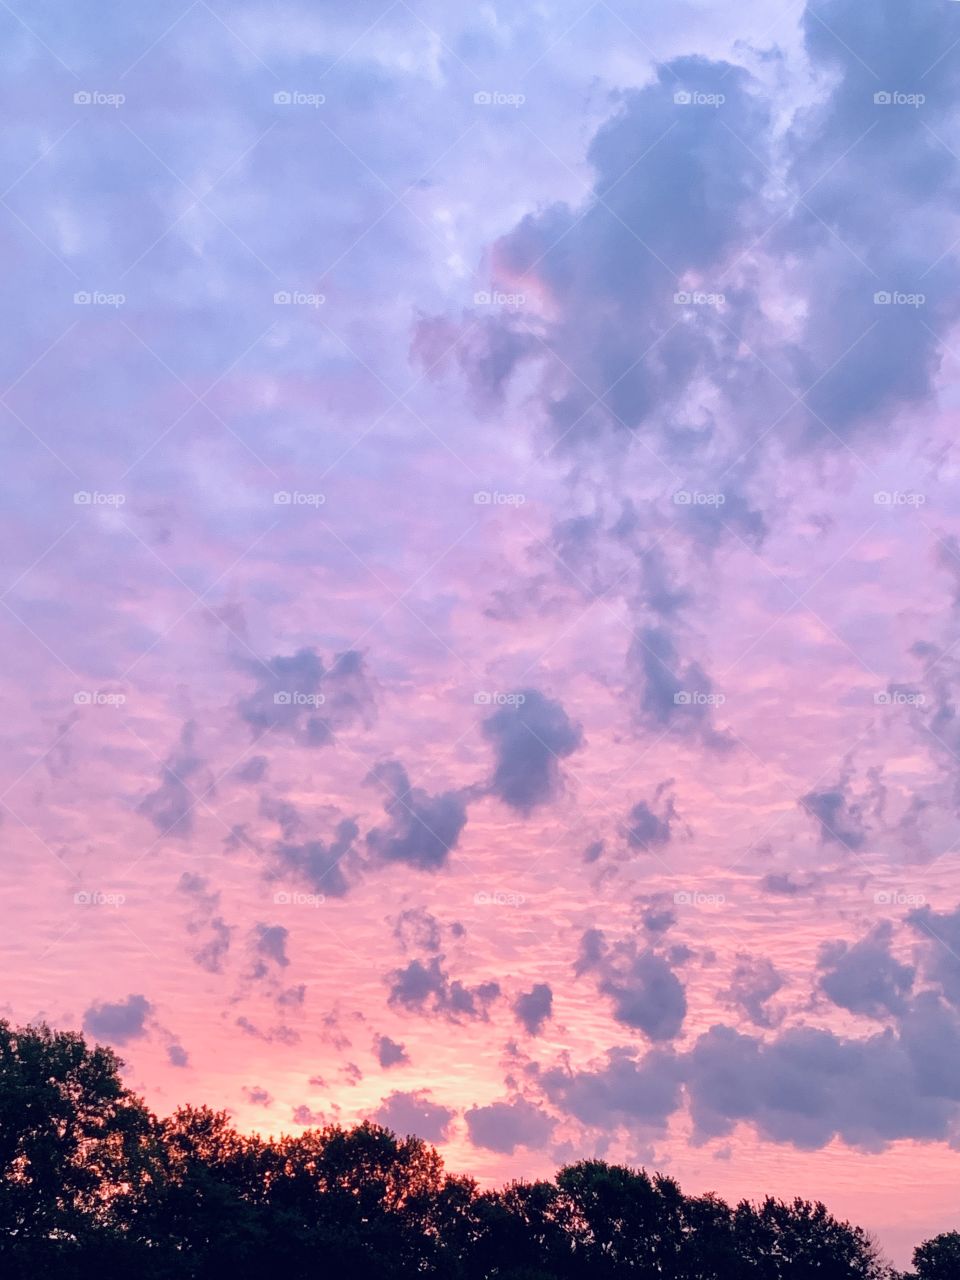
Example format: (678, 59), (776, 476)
(3, 0), (960, 1270)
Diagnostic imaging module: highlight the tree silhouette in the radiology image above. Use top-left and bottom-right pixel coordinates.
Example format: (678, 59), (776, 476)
(0, 1018), (942, 1278)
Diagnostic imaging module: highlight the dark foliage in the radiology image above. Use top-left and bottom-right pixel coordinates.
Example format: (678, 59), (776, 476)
(0, 1020), (933, 1278)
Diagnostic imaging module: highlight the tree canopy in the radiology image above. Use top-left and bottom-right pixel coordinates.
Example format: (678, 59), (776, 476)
(0, 1019), (939, 1278)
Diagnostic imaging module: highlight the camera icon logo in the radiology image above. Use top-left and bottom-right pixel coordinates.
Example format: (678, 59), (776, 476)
(273, 491), (292, 505)
(473, 491), (492, 504)
(474, 290), (492, 305)
(474, 691), (492, 705)
(274, 91), (292, 105)
(274, 691), (292, 705)
(674, 90), (692, 105)
(673, 490), (692, 505)
(73, 491), (92, 504)
(73, 91), (92, 105)
(473, 91), (492, 105)
(874, 92), (892, 105)
(274, 291), (291, 304)
(74, 291), (91, 305)
(273, 890), (291, 904)
(74, 691), (92, 705)
(674, 691), (692, 705)
(874, 291), (891, 304)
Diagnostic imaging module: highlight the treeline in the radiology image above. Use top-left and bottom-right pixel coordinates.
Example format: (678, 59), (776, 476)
(0, 1021), (955, 1278)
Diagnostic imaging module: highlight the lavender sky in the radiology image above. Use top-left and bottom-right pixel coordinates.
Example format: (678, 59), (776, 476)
(3, 0), (960, 1266)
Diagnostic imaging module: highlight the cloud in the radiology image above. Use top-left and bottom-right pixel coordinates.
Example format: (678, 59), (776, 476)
(386, 955), (500, 1022)
(628, 628), (732, 751)
(375, 1034), (409, 1068)
(907, 903), (960, 1005)
(575, 929), (687, 1041)
(800, 786), (868, 850)
(623, 782), (677, 851)
(249, 923), (290, 979)
(540, 1047), (681, 1131)
(391, 907), (444, 953)
(465, 1098), (555, 1153)
(366, 760), (468, 871)
(83, 994), (152, 1045)
(238, 648), (374, 746)
(167, 1043), (189, 1068)
(817, 922), (914, 1018)
(513, 983), (553, 1036)
(722, 953), (785, 1029)
(373, 1090), (455, 1143)
(243, 1085), (272, 1106)
(482, 689), (584, 814)
(273, 817), (359, 898)
(137, 720), (208, 839)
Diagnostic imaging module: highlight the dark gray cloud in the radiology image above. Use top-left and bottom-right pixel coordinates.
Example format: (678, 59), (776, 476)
(513, 983), (553, 1036)
(376, 1034), (409, 1068)
(817, 921), (914, 1018)
(465, 1098), (555, 1154)
(83, 994), (152, 1045)
(373, 1090), (455, 1143)
(273, 818), (359, 899)
(238, 647), (374, 746)
(167, 1043), (189, 1068)
(137, 720), (208, 839)
(575, 928), (687, 1041)
(684, 1020), (957, 1151)
(623, 782), (677, 851)
(386, 954), (500, 1022)
(250, 923), (290, 979)
(366, 761), (468, 871)
(482, 689), (584, 814)
(243, 1086), (272, 1107)
(907, 903), (960, 1006)
(799, 786), (867, 850)
(178, 872), (233, 974)
(722, 953), (785, 1029)
(628, 628), (732, 751)
(391, 907), (444, 953)
(540, 1047), (681, 1131)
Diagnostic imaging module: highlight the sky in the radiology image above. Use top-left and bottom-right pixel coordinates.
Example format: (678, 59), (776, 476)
(2, 0), (960, 1267)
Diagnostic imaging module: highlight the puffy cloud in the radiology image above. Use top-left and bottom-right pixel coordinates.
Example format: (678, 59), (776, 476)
(386, 955), (500, 1022)
(623, 782), (677, 851)
(373, 1090), (455, 1143)
(366, 761), (468, 871)
(243, 1085), (272, 1106)
(250, 923), (290, 978)
(482, 689), (584, 814)
(273, 818), (359, 898)
(907, 903), (960, 1005)
(238, 648), (374, 746)
(575, 929), (687, 1041)
(513, 983), (553, 1036)
(137, 720), (208, 839)
(817, 922), (914, 1018)
(722, 954), (785, 1029)
(83, 994), (152, 1046)
(628, 629), (732, 751)
(684, 1020), (958, 1151)
(540, 1047), (681, 1131)
(799, 786), (868, 850)
(375, 1034), (409, 1068)
(465, 1098), (555, 1153)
